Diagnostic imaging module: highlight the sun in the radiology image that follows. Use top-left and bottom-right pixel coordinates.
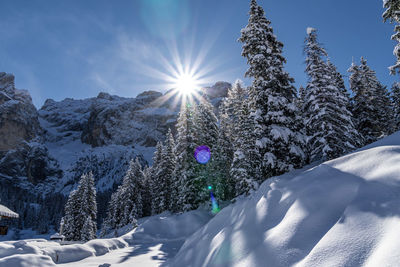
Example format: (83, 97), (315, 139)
(173, 72), (200, 95)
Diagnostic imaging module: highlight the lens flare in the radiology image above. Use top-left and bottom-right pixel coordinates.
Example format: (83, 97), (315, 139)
(209, 187), (220, 214)
(194, 145), (211, 164)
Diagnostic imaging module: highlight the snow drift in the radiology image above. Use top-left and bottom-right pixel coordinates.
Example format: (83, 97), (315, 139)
(0, 210), (211, 266)
(167, 132), (400, 267)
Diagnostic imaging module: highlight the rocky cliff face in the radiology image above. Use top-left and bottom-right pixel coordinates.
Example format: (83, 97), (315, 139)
(0, 73), (231, 231)
(0, 73), (42, 151)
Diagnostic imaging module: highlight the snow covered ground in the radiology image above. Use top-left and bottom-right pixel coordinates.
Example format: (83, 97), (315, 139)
(0, 210), (211, 267)
(168, 132), (400, 267)
(2, 132), (400, 266)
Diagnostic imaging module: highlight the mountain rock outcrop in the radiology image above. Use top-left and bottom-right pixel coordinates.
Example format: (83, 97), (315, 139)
(0, 73), (42, 151)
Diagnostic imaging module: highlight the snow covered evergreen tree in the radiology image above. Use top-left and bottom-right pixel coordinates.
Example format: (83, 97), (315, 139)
(220, 80), (247, 144)
(62, 190), (80, 241)
(392, 82), (400, 130)
(239, 0), (305, 180)
(141, 166), (154, 217)
(383, 0), (400, 75)
(348, 58), (385, 144)
(194, 97), (219, 150)
(173, 104), (200, 212)
(212, 102), (234, 201)
(375, 83), (394, 135)
(153, 129), (176, 214)
(230, 97), (259, 196)
(303, 28), (360, 161)
(62, 172), (97, 241)
(102, 158), (143, 233)
(120, 158), (143, 226)
(82, 172), (97, 239)
(173, 104), (212, 211)
(192, 97), (219, 203)
(81, 216), (96, 242)
(151, 142), (164, 214)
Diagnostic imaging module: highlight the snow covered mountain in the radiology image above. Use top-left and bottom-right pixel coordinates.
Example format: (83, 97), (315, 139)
(0, 72), (231, 230)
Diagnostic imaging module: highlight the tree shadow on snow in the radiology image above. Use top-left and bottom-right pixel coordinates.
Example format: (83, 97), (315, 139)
(118, 240), (185, 264)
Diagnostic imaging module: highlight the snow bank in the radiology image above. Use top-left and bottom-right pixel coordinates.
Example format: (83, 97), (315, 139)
(0, 240), (42, 258)
(0, 254), (55, 267)
(0, 209), (211, 266)
(123, 210), (212, 243)
(167, 132), (400, 267)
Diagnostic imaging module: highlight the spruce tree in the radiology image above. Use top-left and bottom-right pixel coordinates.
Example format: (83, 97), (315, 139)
(62, 172), (97, 241)
(120, 159), (143, 225)
(102, 159), (143, 232)
(230, 98), (259, 196)
(212, 104), (234, 201)
(375, 83), (394, 135)
(215, 80), (247, 199)
(151, 142), (164, 214)
(81, 216), (96, 242)
(392, 82), (400, 130)
(220, 80), (247, 144)
(194, 97), (219, 150)
(192, 97), (219, 204)
(348, 58), (383, 144)
(303, 28), (360, 161)
(383, 0), (400, 75)
(153, 129), (176, 214)
(82, 172), (97, 239)
(173, 104), (202, 212)
(62, 190), (80, 241)
(141, 166), (154, 217)
(239, 0), (305, 180)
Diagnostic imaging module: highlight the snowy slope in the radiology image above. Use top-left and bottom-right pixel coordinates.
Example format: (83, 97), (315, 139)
(167, 132), (400, 267)
(0, 210), (212, 267)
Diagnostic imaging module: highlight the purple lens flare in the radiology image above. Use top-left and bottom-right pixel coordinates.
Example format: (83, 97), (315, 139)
(194, 145), (211, 164)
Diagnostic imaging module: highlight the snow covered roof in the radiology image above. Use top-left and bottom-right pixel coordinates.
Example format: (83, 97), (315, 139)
(0, 204), (19, 218)
(50, 233), (65, 240)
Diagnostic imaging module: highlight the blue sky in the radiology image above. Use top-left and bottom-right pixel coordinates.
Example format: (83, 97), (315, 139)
(0, 0), (397, 107)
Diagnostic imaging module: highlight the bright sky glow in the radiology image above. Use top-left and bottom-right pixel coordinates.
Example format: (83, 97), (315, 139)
(172, 72), (199, 95)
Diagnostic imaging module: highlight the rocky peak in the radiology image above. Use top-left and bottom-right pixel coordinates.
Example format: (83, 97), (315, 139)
(0, 72), (15, 95)
(203, 81), (231, 99)
(0, 72), (41, 151)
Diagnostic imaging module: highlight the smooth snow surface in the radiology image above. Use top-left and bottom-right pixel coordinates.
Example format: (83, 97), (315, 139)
(0, 210), (211, 267)
(167, 132), (400, 267)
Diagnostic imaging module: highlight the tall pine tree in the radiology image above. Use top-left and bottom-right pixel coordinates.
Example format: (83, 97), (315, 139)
(151, 142), (165, 214)
(173, 104), (200, 212)
(62, 172), (97, 241)
(102, 158), (143, 233)
(230, 97), (259, 196)
(141, 165), (154, 217)
(392, 82), (400, 130)
(239, 0), (305, 180)
(304, 28), (360, 161)
(153, 129), (176, 214)
(383, 0), (400, 75)
(348, 58), (383, 144)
